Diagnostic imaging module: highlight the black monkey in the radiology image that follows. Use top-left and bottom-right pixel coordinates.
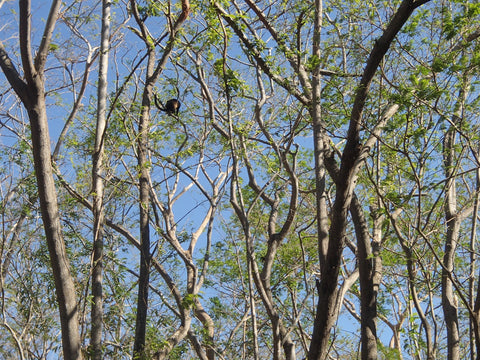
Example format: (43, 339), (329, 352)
(154, 94), (181, 115)
(164, 99), (181, 115)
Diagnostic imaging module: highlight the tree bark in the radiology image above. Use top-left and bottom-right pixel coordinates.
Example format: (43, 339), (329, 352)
(308, 1), (430, 359)
(351, 195), (378, 360)
(441, 93), (466, 360)
(132, 61), (155, 360)
(129, 0), (190, 356)
(30, 93), (83, 360)
(472, 163), (480, 359)
(311, 0), (329, 272)
(442, 128), (461, 360)
(0, 1), (83, 359)
(90, 0), (111, 358)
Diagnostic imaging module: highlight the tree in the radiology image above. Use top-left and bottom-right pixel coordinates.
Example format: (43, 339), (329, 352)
(1, 0), (480, 359)
(0, 1), (83, 358)
(90, 0), (111, 358)
(126, 0), (190, 356)
(310, 2), (431, 359)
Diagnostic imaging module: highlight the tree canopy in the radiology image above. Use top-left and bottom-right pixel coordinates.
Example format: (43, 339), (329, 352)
(1, 0), (480, 359)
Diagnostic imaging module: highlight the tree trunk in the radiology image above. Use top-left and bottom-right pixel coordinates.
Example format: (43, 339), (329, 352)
(351, 195), (378, 360)
(442, 160), (461, 360)
(90, 0), (111, 358)
(30, 92), (83, 360)
(472, 163), (480, 359)
(129, 0), (190, 355)
(324, 149), (382, 360)
(442, 128), (461, 360)
(132, 80), (154, 358)
(311, 0), (329, 272)
(0, 1), (83, 358)
(441, 81), (471, 360)
(308, 2), (430, 359)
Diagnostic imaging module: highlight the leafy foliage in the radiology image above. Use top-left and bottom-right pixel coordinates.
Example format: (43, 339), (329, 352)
(1, 0), (480, 359)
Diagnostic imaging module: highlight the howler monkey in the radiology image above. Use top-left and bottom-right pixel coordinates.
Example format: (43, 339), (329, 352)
(154, 94), (181, 115)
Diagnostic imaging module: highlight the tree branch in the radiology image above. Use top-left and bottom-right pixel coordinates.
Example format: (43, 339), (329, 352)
(0, 45), (29, 105)
(34, 0), (62, 72)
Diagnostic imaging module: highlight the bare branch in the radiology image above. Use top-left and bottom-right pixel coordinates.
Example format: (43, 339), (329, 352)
(34, 0), (62, 72)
